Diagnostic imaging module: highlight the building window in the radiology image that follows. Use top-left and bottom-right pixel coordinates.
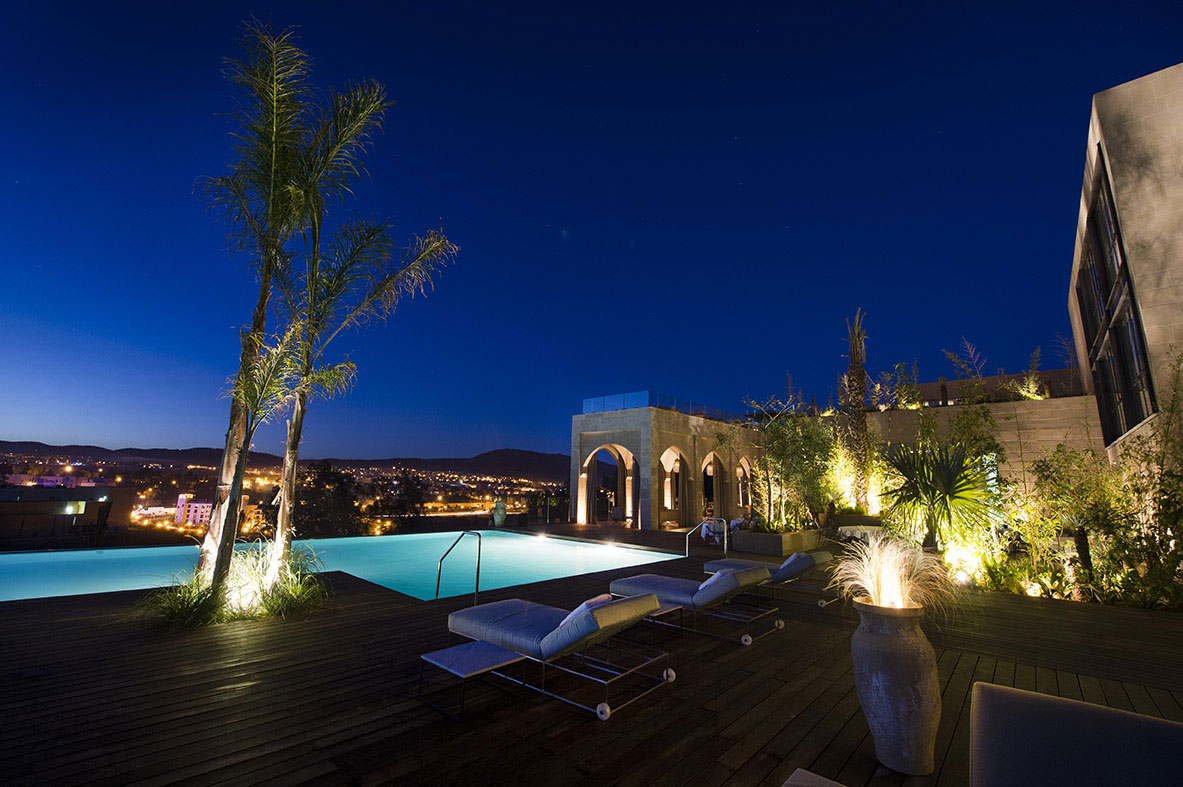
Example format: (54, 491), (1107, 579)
(1075, 148), (1156, 444)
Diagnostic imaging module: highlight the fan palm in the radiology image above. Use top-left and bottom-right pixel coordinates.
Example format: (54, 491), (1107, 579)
(881, 443), (995, 549)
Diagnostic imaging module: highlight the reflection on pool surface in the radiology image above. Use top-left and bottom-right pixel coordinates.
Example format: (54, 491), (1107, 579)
(0, 530), (679, 602)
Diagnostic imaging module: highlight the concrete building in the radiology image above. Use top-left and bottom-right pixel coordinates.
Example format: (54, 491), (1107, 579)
(0, 486), (134, 544)
(175, 493), (213, 527)
(570, 392), (759, 530)
(1068, 62), (1183, 451)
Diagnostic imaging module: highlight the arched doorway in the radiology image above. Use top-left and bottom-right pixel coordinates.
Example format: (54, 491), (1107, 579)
(735, 456), (753, 515)
(581, 444), (636, 526)
(658, 447), (692, 528)
(700, 452), (727, 519)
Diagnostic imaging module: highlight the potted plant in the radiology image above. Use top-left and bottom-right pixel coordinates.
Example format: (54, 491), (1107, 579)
(832, 537), (951, 775)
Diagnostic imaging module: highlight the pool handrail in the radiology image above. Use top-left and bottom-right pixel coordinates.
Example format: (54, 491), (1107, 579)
(685, 518), (728, 557)
(435, 530), (482, 606)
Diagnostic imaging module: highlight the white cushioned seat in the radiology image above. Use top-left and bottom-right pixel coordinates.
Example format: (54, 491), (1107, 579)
(610, 565), (770, 611)
(448, 594), (659, 662)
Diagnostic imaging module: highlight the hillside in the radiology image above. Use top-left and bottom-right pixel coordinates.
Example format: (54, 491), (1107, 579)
(0, 441), (571, 483)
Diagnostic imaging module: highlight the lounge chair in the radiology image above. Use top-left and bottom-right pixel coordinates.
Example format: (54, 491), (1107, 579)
(608, 565), (784, 645)
(420, 593), (674, 721)
(703, 550), (833, 599)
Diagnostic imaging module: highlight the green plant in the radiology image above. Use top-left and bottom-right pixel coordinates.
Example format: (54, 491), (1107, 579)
(137, 542), (327, 628)
(720, 386), (837, 530)
(139, 576), (226, 630)
(881, 443), (996, 549)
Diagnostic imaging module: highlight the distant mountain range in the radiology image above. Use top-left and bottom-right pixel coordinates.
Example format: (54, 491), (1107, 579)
(0, 441), (573, 483)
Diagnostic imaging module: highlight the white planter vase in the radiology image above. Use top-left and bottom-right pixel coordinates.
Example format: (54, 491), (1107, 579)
(850, 600), (940, 775)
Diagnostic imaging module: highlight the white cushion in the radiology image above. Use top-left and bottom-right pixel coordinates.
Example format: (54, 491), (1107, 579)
(557, 593), (612, 628)
(697, 567), (735, 593)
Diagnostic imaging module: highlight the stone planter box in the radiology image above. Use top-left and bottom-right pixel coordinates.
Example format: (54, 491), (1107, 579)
(731, 529), (821, 557)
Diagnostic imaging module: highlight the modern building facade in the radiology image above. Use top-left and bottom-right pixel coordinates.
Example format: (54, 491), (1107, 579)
(1068, 62), (1183, 451)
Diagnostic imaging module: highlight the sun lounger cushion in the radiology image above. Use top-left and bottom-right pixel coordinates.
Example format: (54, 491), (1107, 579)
(540, 593), (659, 660)
(705, 551), (834, 583)
(448, 595), (660, 662)
(448, 599), (566, 660)
(558, 593), (612, 628)
(610, 566), (769, 611)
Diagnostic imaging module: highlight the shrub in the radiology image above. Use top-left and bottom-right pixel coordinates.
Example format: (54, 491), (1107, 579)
(137, 541), (328, 628)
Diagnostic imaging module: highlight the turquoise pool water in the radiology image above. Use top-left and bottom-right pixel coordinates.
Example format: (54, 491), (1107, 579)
(0, 530), (678, 602)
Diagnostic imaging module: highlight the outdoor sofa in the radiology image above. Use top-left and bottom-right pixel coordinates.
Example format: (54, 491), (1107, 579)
(970, 682), (1183, 786)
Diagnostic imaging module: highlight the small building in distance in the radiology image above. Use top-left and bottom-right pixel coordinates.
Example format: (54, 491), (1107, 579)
(0, 486), (135, 547)
(174, 493), (213, 527)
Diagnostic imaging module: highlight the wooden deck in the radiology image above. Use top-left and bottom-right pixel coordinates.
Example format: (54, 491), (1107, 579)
(2, 525), (1181, 786)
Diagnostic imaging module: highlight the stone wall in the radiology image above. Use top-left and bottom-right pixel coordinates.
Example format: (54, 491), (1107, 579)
(866, 395), (1105, 483)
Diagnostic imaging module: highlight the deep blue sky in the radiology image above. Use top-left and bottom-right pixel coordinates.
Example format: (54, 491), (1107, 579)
(2, 2), (1180, 458)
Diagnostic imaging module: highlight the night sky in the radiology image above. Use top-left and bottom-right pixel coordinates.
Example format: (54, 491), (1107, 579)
(2, 1), (1181, 458)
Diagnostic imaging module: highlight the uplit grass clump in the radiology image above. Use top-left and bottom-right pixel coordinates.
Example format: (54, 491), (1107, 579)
(139, 542), (328, 629)
(832, 537), (952, 610)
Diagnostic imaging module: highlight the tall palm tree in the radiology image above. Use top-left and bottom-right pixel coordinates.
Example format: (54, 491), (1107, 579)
(843, 309), (870, 509)
(881, 443), (995, 549)
(198, 21), (308, 574)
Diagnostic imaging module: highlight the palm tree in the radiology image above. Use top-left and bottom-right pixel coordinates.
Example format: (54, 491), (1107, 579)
(842, 310), (870, 509)
(198, 22), (308, 574)
(267, 223), (455, 583)
(263, 80), (458, 585)
(211, 328), (302, 586)
(881, 443), (995, 549)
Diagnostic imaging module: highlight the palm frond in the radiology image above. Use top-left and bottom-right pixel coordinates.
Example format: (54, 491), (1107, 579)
(302, 80), (392, 202)
(228, 327), (302, 426)
(881, 443), (995, 545)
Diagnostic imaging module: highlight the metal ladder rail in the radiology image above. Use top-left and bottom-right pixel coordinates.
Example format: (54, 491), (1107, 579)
(685, 519), (729, 557)
(435, 530), (483, 606)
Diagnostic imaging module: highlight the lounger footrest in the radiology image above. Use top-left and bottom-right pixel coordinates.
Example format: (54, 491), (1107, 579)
(421, 640), (526, 678)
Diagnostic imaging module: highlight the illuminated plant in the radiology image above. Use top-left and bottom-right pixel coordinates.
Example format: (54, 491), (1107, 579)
(881, 443), (996, 549)
(833, 537), (952, 610)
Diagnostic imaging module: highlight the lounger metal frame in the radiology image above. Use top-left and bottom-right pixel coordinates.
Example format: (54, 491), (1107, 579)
(420, 636), (674, 722)
(614, 591), (785, 646)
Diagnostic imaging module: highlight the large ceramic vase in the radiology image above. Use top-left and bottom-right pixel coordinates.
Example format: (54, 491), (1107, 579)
(851, 599), (940, 775)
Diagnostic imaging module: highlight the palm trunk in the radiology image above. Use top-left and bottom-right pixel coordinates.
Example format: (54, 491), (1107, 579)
(268, 390), (307, 586)
(211, 421), (254, 587)
(199, 271), (272, 573)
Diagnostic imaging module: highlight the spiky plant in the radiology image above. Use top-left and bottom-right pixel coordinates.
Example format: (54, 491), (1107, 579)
(832, 537), (952, 610)
(881, 443), (996, 549)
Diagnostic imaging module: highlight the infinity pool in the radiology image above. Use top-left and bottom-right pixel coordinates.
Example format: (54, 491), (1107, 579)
(0, 530), (678, 602)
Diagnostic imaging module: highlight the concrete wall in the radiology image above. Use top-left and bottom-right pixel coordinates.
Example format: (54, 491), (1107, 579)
(1068, 62), (1183, 439)
(866, 395), (1105, 484)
